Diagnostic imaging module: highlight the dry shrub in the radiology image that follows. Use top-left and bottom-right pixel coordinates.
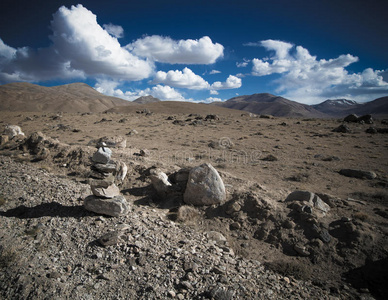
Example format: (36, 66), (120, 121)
(176, 205), (200, 223)
(353, 212), (369, 221)
(0, 245), (18, 269)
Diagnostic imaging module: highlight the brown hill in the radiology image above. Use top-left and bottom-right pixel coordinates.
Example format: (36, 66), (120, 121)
(213, 93), (328, 118)
(346, 96), (388, 116)
(106, 101), (244, 116)
(0, 82), (134, 113)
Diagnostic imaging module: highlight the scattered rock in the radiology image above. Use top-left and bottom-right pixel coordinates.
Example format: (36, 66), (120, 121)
(97, 231), (120, 246)
(332, 124), (351, 133)
(261, 154), (278, 161)
(294, 244), (310, 256)
(127, 129), (138, 136)
(366, 127), (388, 134)
(339, 169), (377, 179)
(358, 114), (373, 124)
(344, 114), (359, 123)
(205, 114), (220, 121)
(285, 190), (330, 216)
(84, 195), (130, 217)
(139, 149), (150, 157)
(184, 163), (226, 206)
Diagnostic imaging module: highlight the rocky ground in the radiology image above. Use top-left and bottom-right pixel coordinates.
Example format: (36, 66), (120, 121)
(0, 110), (387, 299)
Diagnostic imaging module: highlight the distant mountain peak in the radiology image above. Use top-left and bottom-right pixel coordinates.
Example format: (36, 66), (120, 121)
(133, 95), (161, 104)
(321, 99), (358, 106)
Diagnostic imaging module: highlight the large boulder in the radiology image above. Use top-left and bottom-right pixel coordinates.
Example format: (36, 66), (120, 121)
(84, 195), (130, 217)
(184, 163), (226, 206)
(344, 114), (359, 123)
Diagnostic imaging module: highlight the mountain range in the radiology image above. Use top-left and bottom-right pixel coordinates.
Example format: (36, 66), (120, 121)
(0, 82), (387, 117)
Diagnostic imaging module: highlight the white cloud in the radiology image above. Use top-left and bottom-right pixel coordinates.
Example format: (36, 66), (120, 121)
(205, 97), (222, 102)
(94, 80), (187, 101)
(250, 39), (388, 103)
(151, 67), (210, 89)
(0, 4), (153, 83)
(151, 68), (241, 91)
(236, 61), (249, 68)
(211, 75), (242, 90)
(210, 90), (219, 95)
(103, 23), (124, 38)
(128, 35), (224, 64)
(146, 84), (186, 101)
(209, 70), (221, 74)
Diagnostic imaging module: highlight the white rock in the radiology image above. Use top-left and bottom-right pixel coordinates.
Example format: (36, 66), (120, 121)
(4, 125), (24, 138)
(115, 161), (128, 182)
(149, 168), (172, 199)
(84, 195), (130, 217)
(184, 163), (226, 206)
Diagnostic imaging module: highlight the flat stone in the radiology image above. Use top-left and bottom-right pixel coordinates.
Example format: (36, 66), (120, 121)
(93, 163), (117, 173)
(84, 195), (130, 217)
(91, 182), (120, 198)
(184, 163), (226, 206)
(92, 147), (112, 164)
(285, 190), (314, 202)
(339, 169), (377, 179)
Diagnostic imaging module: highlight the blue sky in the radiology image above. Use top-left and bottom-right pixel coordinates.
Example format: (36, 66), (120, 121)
(0, 0), (387, 104)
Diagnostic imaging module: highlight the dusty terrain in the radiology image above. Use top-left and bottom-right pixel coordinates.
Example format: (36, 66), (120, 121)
(0, 107), (387, 299)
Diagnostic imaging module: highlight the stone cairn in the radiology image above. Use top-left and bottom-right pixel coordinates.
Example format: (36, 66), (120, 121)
(84, 144), (130, 217)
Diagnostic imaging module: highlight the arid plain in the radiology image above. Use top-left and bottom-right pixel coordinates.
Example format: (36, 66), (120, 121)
(0, 87), (388, 299)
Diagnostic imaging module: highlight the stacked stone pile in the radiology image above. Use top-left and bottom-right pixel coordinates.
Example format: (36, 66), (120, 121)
(84, 145), (130, 217)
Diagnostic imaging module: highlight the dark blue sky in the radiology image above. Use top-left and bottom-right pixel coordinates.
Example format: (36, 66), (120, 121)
(0, 0), (387, 103)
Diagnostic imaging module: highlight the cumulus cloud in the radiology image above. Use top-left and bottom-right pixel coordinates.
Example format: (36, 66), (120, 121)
(103, 23), (124, 38)
(209, 70), (221, 74)
(211, 75), (242, 90)
(128, 35), (224, 64)
(151, 67), (210, 89)
(205, 97), (223, 103)
(151, 68), (241, 92)
(250, 39), (388, 103)
(94, 79), (187, 101)
(0, 4), (153, 83)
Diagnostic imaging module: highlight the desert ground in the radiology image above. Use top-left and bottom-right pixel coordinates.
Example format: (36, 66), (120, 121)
(0, 107), (387, 299)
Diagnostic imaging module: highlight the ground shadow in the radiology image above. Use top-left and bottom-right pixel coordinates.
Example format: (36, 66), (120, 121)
(344, 257), (388, 299)
(0, 202), (95, 219)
